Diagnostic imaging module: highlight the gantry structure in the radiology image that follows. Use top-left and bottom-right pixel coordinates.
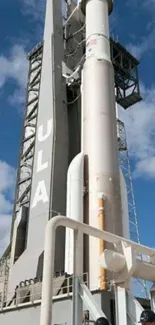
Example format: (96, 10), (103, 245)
(0, 0), (146, 303)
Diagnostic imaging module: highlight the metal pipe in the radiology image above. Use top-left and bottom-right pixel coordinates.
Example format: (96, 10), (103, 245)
(40, 215), (155, 325)
(99, 249), (126, 273)
(100, 249), (155, 282)
(64, 4), (78, 27)
(39, 218), (57, 325)
(73, 230), (83, 325)
(98, 193), (107, 290)
(65, 153), (84, 275)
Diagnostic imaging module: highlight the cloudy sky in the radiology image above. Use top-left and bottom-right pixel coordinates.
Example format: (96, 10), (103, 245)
(0, 0), (155, 264)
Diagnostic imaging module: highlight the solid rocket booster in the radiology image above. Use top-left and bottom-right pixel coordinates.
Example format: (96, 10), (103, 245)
(82, 0), (123, 290)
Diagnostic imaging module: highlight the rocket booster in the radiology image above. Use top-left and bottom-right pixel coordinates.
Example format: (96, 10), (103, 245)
(82, 0), (123, 290)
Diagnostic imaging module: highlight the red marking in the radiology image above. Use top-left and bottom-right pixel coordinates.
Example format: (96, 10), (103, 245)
(86, 39), (97, 47)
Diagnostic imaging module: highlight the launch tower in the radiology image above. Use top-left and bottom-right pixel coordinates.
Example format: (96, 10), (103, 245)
(0, 1), (153, 325)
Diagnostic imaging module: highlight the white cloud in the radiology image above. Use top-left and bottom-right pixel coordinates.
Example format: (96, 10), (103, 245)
(126, 0), (155, 58)
(0, 45), (28, 89)
(9, 88), (26, 108)
(0, 195), (12, 214)
(0, 45), (28, 108)
(127, 28), (155, 59)
(0, 161), (16, 256)
(20, 0), (45, 22)
(20, 0), (67, 23)
(118, 84), (155, 178)
(0, 161), (16, 192)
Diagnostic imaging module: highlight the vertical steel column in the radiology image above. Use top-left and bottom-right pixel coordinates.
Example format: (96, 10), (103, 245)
(150, 284), (155, 312)
(40, 220), (56, 325)
(114, 285), (127, 325)
(73, 230), (83, 325)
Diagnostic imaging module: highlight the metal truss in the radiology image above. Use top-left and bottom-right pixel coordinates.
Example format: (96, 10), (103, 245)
(117, 119), (150, 298)
(10, 43), (43, 238)
(0, 248), (10, 307)
(110, 39), (142, 109)
(117, 119), (139, 243)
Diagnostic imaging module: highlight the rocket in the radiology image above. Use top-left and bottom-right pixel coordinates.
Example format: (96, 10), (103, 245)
(6, 0), (129, 300)
(65, 0), (129, 291)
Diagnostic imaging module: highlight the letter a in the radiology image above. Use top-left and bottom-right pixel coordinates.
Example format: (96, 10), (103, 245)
(31, 180), (49, 208)
(38, 119), (52, 142)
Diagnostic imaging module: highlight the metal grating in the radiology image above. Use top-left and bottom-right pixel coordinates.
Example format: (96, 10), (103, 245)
(111, 39), (142, 109)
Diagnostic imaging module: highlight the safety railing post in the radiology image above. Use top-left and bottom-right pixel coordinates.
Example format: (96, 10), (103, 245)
(150, 284), (155, 312)
(73, 229), (83, 325)
(114, 285), (127, 325)
(40, 215), (155, 325)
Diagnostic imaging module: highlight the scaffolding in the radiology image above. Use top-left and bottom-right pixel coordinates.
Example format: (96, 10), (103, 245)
(117, 119), (150, 298)
(0, 246), (10, 307)
(10, 43), (43, 242)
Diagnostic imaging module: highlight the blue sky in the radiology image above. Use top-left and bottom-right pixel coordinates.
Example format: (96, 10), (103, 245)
(0, 0), (155, 262)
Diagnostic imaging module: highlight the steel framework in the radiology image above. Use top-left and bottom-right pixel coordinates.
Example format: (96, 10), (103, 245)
(117, 119), (150, 298)
(0, 44), (43, 304)
(0, 246), (10, 307)
(10, 43), (43, 243)
(111, 39), (142, 109)
(40, 215), (155, 325)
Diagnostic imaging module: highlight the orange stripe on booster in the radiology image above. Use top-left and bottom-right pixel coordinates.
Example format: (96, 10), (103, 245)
(98, 194), (107, 291)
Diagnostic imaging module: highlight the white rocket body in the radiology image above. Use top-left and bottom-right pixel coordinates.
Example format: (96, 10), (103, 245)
(65, 0), (130, 289)
(64, 161), (130, 276)
(65, 153), (84, 275)
(82, 0), (123, 290)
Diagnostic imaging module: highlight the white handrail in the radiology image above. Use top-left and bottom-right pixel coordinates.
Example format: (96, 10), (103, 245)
(40, 215), (155, 325)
